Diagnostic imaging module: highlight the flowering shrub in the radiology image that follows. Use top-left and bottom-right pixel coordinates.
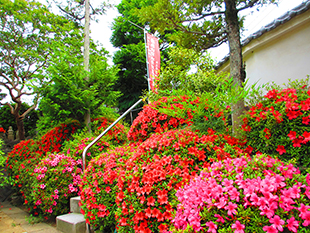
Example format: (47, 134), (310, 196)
(241, 87), (310, 169)
(115, 129), (246, 233)
(92, 117), (128, 145)
(128, 95), (230, 142)
(170, 154), (310, 233)
(6, 139), (42, 178)
(79, 143), (139, 232)
(38, 120), (80, 153)
(31, 153), (83, 218)
(62, 117), (129, 165)
(127, 97), (194, 142)
(0, 127), (5, 133)
(6, 119), (82, 216)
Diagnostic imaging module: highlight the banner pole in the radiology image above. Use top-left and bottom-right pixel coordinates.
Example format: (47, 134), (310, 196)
(125, 19), (151, 92)
(144, 30), (151, 92)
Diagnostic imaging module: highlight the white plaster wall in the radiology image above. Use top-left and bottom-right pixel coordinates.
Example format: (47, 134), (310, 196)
(244, 22), (310, 89)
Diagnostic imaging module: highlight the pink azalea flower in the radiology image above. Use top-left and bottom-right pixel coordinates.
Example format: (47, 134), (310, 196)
(302, 211), (310, 227)
(287, 216), (299, 233)
(263, 225), (278, 233)
(224, 202), (238, 216)
(215, 197), (227, 209)
(269, 215), (284, 231)
(232, 220), (245, 233)
(214, 214), (224, 224)
(205, 221), (217, 233)
(298, 203), (310, 219)
(229, 187), (240, 202)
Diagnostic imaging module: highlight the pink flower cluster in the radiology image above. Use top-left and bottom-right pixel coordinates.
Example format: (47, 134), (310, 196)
(172, 155), (310, 233)
(32, 153), (83, 217)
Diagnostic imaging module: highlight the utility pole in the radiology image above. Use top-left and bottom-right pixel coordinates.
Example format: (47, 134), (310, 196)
(84, 0), (91, 133)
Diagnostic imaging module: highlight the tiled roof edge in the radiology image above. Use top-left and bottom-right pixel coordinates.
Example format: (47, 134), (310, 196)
(216, 0), (310, 69)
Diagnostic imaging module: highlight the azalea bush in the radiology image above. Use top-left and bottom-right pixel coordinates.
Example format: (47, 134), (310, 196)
(62, 116), (129, 165)
(7, 120), (80, 187)
(38, 119), (80, 154)
(115, 128), (247, 233)
(169, 154), (310, 233)
(6, 139), (40, 177)
(127, 96), (194, 142)
(31, 153), (83, 218)
(128, 94), (232, 142)
(6, 120), (82, 215)
(80, 143), (139, 232)
(91, 117), (128, 145)
(241, 87), (310, 169)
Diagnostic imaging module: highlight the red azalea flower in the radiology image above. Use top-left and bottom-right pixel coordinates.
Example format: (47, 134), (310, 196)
(302, 116), (310, 125)
(276, 145), (286, 155)
(288, 131), (297, 140)
(303, 131), (310, 143)
(263, 128), (271, 139)
(147, 196), (155, 206)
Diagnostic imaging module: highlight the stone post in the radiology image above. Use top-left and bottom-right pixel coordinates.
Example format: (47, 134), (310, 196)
(7, 126), (14, 141)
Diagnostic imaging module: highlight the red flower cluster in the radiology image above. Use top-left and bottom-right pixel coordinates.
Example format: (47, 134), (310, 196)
(39, 120), (80, 153)
(85, 128), (246, 233)
(0, 127), (5, 133)
(128, 96), (195, 142)
(92, 117), (128, 144)
(80, 144), (139, 232)
(241, 87), (310, 168)
(128, 95), (229, 143)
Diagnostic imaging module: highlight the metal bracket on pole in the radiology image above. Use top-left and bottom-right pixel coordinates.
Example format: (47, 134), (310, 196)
(82, 98), (144, 171)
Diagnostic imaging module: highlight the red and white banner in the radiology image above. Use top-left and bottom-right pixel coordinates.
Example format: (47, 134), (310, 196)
(146, 33), (160, 92)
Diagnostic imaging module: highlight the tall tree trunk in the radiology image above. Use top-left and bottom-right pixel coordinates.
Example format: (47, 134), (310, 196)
(13, 102), (25, 140)
(84, 0), (91, 133)
(224, 0), (245, 137)
(15, 114), (25, 140)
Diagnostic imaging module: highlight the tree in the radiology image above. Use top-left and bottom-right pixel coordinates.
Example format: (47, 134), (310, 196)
(111, 0), (150, 113)
(138, 0), (277, 134)
(111, 0), (172, 114)
(47, 0), (108, 26)
(157, 46), (229, 95)
(37, 45), (120, 131)
(0, 0), (81, 140)
(47, 0), (110, 131)
(0, 103), (39, 138)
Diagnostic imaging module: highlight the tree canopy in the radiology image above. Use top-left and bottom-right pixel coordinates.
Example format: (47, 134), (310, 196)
(111, 0), (150, 113)
(0, 0), (82, 139)
(137, 0), (277, 134)
(38, 46), (120, 130)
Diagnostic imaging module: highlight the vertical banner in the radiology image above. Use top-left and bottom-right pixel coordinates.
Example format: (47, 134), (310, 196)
(146, 33), (160, 92)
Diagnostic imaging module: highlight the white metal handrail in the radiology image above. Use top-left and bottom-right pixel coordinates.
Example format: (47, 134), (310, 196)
(82, 98), (143, 171)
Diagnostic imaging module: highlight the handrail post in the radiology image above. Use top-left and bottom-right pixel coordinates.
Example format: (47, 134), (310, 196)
(82, 98), (143, 171)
